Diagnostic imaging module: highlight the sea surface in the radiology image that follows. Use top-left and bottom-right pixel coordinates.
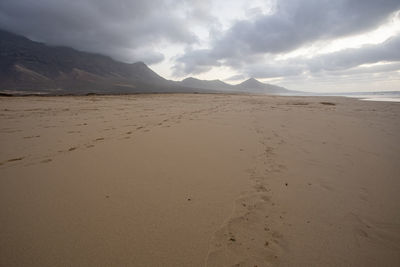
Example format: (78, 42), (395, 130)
(344, 93), (400, 103)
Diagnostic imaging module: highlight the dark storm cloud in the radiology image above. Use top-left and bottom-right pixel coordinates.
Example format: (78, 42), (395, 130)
(175, 0), (400, 75)
(0, 0), (203, 64)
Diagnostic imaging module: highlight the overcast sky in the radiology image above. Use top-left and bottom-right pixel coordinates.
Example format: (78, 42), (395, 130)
(1, 0), (400, 92)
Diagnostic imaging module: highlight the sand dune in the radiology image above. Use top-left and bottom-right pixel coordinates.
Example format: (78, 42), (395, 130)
(0, 94), (399, 266)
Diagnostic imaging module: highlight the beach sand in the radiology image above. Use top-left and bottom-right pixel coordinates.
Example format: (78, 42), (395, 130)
(0, 94), (399, 266)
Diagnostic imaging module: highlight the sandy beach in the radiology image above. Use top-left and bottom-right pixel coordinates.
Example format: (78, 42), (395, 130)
(0, 94), (399, 266)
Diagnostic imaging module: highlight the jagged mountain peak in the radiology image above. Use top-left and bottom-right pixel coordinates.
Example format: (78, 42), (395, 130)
(239, 77), (265, 87)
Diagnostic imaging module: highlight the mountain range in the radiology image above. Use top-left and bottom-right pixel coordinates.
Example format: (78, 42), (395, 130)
(0, 29), (299, 95)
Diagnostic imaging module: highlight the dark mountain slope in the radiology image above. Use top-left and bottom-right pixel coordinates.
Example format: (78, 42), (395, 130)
(0, 30), (186, 94)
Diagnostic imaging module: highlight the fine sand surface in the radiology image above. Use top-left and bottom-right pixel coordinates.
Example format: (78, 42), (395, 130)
(0, 94), (399, 266)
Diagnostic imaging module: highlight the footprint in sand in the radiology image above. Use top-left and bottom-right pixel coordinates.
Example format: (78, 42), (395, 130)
(317, 180), (333, 191)
(359, 188), (369, 202)
(254, 184), (268, 192)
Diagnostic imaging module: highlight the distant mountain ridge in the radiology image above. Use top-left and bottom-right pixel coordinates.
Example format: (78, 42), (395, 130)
(179, 77), (299, 94)
(180, 77), (234, 91)
(235, 78), (297, 94)
(0, 29), (298, 95)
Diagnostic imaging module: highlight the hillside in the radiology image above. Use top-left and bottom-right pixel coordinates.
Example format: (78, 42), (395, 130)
(0, 30), (189, 94)
(180, 77), (234, 91)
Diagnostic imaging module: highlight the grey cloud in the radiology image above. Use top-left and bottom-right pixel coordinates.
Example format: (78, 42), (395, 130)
(307, 35), (400, 72)
(328, 62), (400, 77)
(175, 0), (400, 75)
(243, 62), (305, 79)
(173, 49), (221, 76)
(224, 74), (247, 82)
(0, 0), (203, 64)
(242, 34), (400, 79)
(127, 48), (165, 65)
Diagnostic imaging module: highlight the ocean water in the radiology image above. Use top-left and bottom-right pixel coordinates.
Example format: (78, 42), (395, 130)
(345, 94), (400, 103)
(361, 97), (400, 102)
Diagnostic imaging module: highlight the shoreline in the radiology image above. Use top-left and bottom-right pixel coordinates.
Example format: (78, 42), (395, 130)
(2, 91), (399, 104)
